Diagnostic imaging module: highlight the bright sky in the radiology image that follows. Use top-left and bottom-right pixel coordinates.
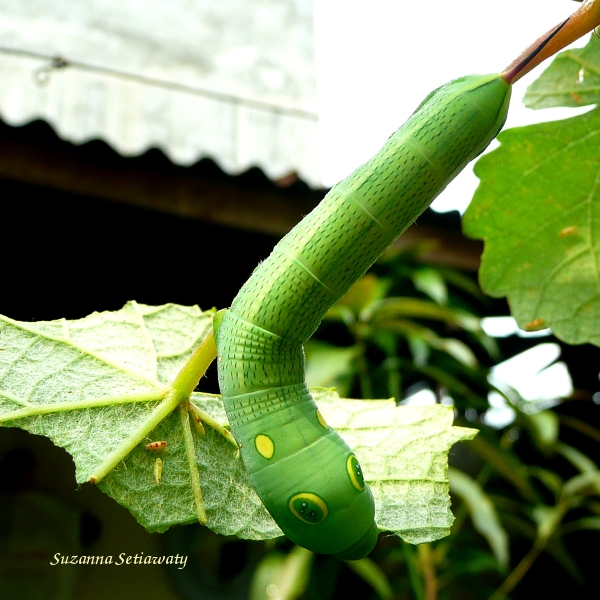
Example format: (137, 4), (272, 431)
(314, 0), (589, 212)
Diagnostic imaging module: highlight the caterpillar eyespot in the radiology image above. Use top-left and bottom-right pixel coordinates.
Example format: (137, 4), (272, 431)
(146, 441), (167, 451)
(289, 492), (328, 525)
(154, 458), (163, 485)
(347, 455), (366, 491)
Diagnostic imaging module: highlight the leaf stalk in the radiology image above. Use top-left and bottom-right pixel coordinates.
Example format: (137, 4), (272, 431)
(503, 0), (600, 83)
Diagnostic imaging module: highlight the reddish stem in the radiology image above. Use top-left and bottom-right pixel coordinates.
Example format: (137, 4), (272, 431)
(503, 0), (600, 84)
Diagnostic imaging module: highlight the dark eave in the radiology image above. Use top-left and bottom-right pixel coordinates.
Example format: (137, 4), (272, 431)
(0, 117), (483, 269)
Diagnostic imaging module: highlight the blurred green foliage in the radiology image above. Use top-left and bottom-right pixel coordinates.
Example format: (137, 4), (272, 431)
(246, 245), (600, 600)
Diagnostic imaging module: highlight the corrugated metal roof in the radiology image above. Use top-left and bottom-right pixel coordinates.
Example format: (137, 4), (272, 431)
(0, 0), (321, 186)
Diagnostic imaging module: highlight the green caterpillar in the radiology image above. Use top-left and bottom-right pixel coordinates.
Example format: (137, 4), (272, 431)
(211, 5), (592, 561)
(214, 73), (511, 559)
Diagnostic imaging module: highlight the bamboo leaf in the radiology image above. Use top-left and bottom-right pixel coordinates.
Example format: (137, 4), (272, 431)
(346, 557), (394, 599)
(556, 441), (599, 474)
(249, 546), (313, 600)
(561, 470), (600, 501)
(412, 267), (448, 305)
(561, 515), (600, 534)
(371, 298), (480, 332)
(304, 341), (358, 394)
(526, 411), (560, 450)
(532, 505), (564, 541)
(449, 468), (509, 568)
(466, 433), (539, 502)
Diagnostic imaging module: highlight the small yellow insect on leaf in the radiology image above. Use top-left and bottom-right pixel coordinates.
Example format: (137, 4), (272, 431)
(524, 318), (545, 331)
(559, 226), (577, 238)
(146, 441), (167, 451)
(187, 402), (206, 436)
(154, 458), (163, 485)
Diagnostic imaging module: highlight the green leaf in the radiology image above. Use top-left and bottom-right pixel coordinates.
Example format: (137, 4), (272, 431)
(544, 536), (584, 582)
(412, 267), (448, 305)
(0, 303), (476, 545)
(434, 339), (478, 369)
(402, 544), (425, 600)
(437, 268), (489, 303)
(304, 341), (358, 395)
(528, 467), (563, 496)
(383, 318), (480, 370)
(407, 334), (431, 368)
(466, 433), (539, 502)
(346, 557), (393, 600)
(463, 107), (600, 345)
(436, 548), (503, 585)
(556, 441), (599, 474)
(526, 411), (560, 451)
(561, 515), (600, 535)
(249, 546), (313, 600)
(317, 392), (477, 544)
(372, 298), (479, 332)
(561, 470), (600, 502)
(449, 468), (509, 568)
(337, 273), (387, 315)
(412, 363), (489, 408)
(532, 505), (564, 541)
(0, 302), (278, 538)
(524, 34), (600, 109)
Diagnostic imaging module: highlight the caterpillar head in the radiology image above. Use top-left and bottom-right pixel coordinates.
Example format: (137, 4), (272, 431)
(249, 432), (378, 559)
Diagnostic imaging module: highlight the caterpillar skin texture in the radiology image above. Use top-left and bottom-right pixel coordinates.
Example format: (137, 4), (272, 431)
(215, 73), (511, 559)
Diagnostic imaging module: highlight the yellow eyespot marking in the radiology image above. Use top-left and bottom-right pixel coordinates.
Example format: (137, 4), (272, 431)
(524, 318), (545, 331)
(289, 493), (328, 524)
(154, 458), (163, 485)
(559, 226), (577, 238)
(347, 455), (366, 491)
(316, 409), (329, 430)
(146, 441), (167, 451)
(255, 434), (275, 459)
